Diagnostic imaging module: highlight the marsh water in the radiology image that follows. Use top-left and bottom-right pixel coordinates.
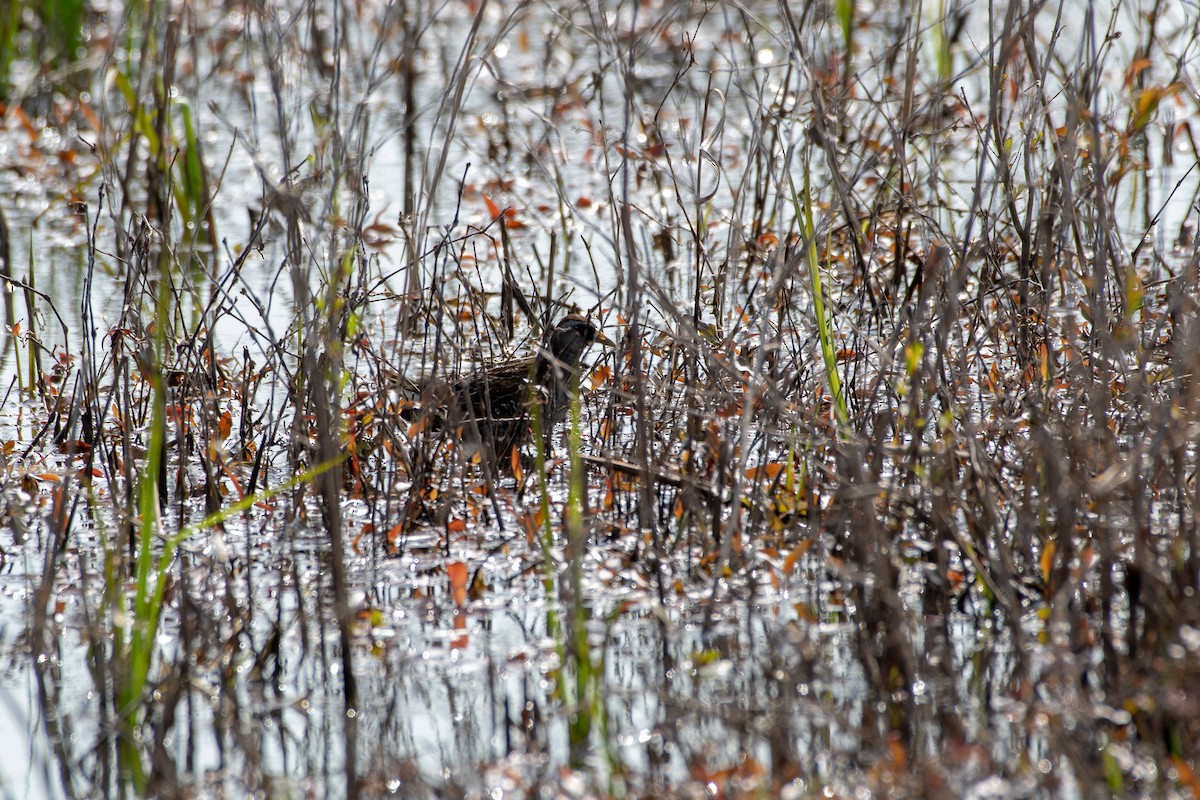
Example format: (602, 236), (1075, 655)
(2, 0), (1200, 797)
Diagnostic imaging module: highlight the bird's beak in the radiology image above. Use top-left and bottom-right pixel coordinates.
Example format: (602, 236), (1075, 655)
(593, 329), (616, 348)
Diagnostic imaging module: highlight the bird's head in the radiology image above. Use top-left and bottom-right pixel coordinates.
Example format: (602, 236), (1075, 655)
(545, 314), (613, 369)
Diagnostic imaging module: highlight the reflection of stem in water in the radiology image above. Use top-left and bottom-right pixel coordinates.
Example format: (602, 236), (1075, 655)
(0, 202), (11, 373)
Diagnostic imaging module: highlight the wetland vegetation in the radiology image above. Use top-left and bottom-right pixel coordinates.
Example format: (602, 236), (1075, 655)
(1, 0), (1200, 797)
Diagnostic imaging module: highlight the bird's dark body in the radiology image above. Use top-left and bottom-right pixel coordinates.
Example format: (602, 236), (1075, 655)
(407, 314), (607, 461)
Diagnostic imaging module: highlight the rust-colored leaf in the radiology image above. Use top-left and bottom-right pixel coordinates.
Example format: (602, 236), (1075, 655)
(1124, 57), (1152, 88)
(78, 100), (101, 132)
(518, 508), (546, 546)
(56, 440), (92, 457)
(216, 410), (233, 439)
(448, 561), (469, 607)
(887, 733), (908, 769)
(590, 364), (612, 390)
(351, 523), (374, 555)
(1171, 756), (1200, 798)
(13, 105), (36, 137)
(782, 541), (812, 576)
(1040, 540), (1056, 583)
(510, 446), (524, 481)
(744, 462), (784, 481)
(793, 602), (818, 622)
(483, 193), (503, 220)
(946, 569), (965, 590)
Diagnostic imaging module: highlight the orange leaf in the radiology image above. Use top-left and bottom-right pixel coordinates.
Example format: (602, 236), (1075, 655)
(78, 100), (101, 132)
(56, 440), (92, 456)
(782, 541), (811, 577)
(216, 410), (233, 439)
(744, 462), (784, 481)
(13, 105), (36, 137)
(946, 569), (965, 590)
(483, 193), (503, 220)
(518, 508), (545, 546)
(407, 415), (432, 437)
(1171, 756), (1200, 797)
(887, 733), (908, 769)
(510, 446), (524, 481)
(590, 364), (612, 390)
(793, 602), (818, 622)
(1040, 540), (1056, 583)
(351, 523), (372, 555)
(447, 518), (467, 533)
(1124, 57), (1152, 88)
(448, 561), (469, 606)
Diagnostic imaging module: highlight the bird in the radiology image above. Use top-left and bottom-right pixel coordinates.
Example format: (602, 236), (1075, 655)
(403, 314), (613, 461)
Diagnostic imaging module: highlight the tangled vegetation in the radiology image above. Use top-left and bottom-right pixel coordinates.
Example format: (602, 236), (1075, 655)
(1, 0), (1199, 797)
